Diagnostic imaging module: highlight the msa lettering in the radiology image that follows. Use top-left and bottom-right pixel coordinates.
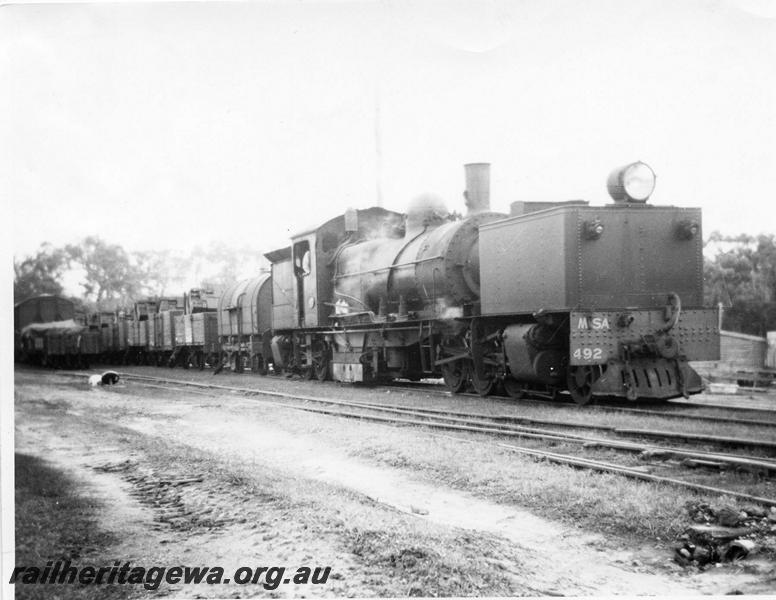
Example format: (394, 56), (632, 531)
(576, 316), (610, 330)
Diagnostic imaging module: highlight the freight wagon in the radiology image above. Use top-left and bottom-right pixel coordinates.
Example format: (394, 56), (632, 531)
(168, 288), (222, 369)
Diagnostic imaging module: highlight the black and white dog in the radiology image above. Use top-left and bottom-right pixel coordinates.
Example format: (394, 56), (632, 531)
(88, 371), (120, 386)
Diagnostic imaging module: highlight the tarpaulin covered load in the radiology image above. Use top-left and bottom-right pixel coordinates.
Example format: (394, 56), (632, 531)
(20, 319), (86, 335)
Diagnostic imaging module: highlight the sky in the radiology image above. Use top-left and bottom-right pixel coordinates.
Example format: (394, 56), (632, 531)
(3, 0), (776, 272)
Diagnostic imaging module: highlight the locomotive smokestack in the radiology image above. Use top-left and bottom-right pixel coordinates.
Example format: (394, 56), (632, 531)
(464, 163), (490, 214)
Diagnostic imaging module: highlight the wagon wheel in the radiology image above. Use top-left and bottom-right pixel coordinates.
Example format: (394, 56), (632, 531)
(212, 351), (226, 374)
(440, 360), (469, 394)
(233, 351), (244, 373)
(252, 353), (268, 376)
(503, 377), (528, 400)
(567, 365), (595, 406)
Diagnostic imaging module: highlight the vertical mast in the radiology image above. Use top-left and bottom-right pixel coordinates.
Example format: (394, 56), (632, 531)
(373, 83), (384, 208)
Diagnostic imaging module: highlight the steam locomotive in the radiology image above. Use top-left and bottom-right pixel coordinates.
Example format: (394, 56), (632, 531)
(255, 161), (719, 403)
(16, 161), (720, 404)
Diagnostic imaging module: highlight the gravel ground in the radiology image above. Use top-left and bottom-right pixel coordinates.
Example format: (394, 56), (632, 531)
(12, 368), (776, 597)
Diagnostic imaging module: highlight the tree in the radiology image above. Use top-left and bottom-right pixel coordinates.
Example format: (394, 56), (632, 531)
(134, 249), (189, 297)
(704, 232), (776, 336)
(186, 242), (268, 291)
(65, 237), (145, 309)
(13, 244), (71, 303)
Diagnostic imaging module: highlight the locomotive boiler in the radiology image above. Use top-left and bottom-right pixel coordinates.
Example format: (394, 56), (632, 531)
(333, 164), (503, 320)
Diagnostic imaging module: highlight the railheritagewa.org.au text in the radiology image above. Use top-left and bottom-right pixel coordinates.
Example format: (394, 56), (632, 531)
(9, 561), (332, 590)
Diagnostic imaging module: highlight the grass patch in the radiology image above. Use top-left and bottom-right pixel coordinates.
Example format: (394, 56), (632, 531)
(16, 405), (532, 597)
(346, 527), (519, 597)
(116, 429), (530, 595)
(14, 453), (135, 600)
(243, 406), (771, 548)
(352, 432), (731, 541)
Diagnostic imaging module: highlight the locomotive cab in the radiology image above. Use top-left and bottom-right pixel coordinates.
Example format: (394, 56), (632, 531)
(264, 207), (406, 377)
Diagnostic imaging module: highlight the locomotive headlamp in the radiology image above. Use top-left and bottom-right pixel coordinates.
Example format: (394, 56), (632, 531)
(583, 219), (605, 240)
(607, 161), (656, 203)
(676, 219), (700, 240)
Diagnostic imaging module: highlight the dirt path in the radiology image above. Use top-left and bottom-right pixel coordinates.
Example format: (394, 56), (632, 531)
(14, 371), (772, 595)
(123, 407), (685, 595)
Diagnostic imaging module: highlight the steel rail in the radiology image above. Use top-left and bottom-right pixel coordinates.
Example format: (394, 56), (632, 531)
(495, 444), (776, 508)
(342, 398), (776, 435)
(668, 398), (776, 413)
(114, 371), (776, 473)
(331, 400), (776, 463)
(51, 369), (776, 470)
(321, 399), (776, 473)
(63, 368), (776, 505)
(384, 382), (776, 426)
(281, 403), (776, 508)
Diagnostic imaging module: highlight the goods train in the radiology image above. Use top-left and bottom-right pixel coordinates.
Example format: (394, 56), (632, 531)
(14, 161), (720, 404)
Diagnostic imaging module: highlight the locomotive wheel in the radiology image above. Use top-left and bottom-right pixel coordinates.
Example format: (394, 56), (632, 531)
(470, 319), (499, 397)
(441, 360), (469, 393)
(314, 353), (330, 381)
(503, 377), (527, 400)
(308, 340), (330, 381)
(567, 366), (595, 405)
(471, 367), (496, 396)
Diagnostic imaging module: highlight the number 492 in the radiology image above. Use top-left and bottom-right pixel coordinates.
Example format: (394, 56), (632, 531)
(573, 347), (603, 360)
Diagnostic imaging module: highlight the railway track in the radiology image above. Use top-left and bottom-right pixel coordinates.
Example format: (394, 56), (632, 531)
(48, 362), (776, 426)
(328, 399), (776, 453)
(58, 368), (776, 448)
(384, 381), (776, 427)
(668, 396), (776, 413)
(61, 369), (776, 508)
